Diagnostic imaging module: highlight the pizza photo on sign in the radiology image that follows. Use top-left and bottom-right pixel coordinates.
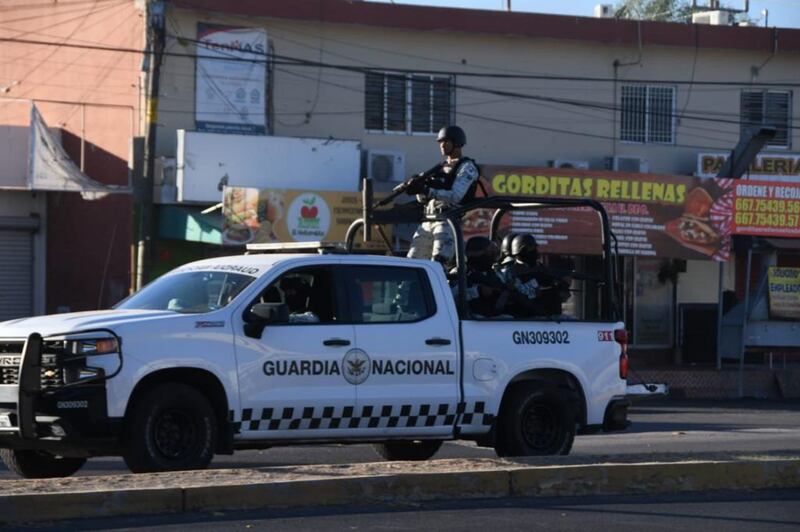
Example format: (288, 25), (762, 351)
(664, 186), (721, 256)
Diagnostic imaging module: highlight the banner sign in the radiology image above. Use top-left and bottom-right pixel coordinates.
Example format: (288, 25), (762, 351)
(767, 267), (800, 320)
(697, 152), (800, 182)
(470, 166), (735, 261)
(731, 181), (800, 237)
(195, 24), (266, 135)
(222, 186), (387, 248)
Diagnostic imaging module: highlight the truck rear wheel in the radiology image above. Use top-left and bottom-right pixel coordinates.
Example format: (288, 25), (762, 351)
(122, 383), (217, 473)
(495, 382), (575, 457)
(373, 440), (443, 461)
(0, 449), (86, 479)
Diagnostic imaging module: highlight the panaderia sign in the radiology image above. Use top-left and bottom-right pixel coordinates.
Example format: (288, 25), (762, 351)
(697, 153), (800, 182)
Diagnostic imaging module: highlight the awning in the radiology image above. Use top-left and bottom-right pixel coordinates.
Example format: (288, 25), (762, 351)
(28, 104), (130, 200)
(157, 205), (222, 244)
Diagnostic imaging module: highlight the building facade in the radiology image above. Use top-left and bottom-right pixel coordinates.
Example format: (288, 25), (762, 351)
(0, 0), (144, 316)
(1, 0), (797, 365)
(147, 0), (798, 362)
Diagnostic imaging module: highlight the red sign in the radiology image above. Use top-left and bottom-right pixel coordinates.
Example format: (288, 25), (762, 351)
(469, 166), (735, 261)
(731, 181), (800, 237)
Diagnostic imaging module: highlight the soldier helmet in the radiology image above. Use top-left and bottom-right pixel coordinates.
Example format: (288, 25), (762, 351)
(436, 125), (467, 148)
(500, 233), (517, 259)
(465, 236), (498, 271)
(511, 234), (539, 264)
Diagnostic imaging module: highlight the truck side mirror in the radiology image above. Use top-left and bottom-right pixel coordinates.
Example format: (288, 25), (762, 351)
(244, 303), (290, 339)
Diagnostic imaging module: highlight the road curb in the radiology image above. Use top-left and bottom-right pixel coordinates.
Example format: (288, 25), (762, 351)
(1, 459), (798, 524)
(0, 487), (184, 524)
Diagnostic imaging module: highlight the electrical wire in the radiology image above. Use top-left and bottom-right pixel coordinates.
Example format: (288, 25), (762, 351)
(3, 34), (799, 87)
(2, 31), (792, 147)
(3, 0), (130, 96)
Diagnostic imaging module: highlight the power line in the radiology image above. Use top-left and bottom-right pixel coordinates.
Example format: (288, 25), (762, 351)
(3, 34), (791, 146)
(3, 34), (799, 88)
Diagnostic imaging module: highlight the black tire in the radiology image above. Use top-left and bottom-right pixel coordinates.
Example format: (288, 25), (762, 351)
(495, 382), (576, 457)
(122, 383), (217, 473)
(0, 449), (86, 479)
(372, 440), (443, 461)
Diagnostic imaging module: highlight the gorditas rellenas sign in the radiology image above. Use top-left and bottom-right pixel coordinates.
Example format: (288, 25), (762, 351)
(467, 166), (736, 261)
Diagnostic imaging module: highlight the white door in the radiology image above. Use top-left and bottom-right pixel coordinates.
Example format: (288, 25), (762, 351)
(232, 265), (357, 440)
(344, 264), (460, 438)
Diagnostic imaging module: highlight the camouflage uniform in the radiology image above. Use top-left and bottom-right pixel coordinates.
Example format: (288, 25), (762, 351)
(407, 158), (480, 262)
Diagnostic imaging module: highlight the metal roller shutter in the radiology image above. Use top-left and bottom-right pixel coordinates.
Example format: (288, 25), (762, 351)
(0, 230), (33, 321)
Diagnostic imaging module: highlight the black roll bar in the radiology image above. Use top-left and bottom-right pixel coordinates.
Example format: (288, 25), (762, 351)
(346, 180), (619, 321)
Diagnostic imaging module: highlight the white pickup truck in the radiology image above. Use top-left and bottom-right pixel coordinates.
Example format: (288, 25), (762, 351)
(0, 242), (630, 478)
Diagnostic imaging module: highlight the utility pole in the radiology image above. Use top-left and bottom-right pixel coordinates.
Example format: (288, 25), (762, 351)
(136, 0), (165, 291)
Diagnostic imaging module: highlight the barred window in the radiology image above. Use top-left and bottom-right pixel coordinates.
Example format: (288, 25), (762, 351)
(741, 90), (792, 148)
(620, 85), (675, 144)
(365, 72), (453, 134)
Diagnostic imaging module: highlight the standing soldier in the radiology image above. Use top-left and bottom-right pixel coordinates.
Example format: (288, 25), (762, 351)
(405, 126), (480, 264)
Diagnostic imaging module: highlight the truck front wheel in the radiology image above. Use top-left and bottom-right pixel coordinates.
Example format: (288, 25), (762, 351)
(122, 383), (217, 473)
(373, 440), (443, 461)
(495, 382), (575, 457)
(0, 449), (86, 479)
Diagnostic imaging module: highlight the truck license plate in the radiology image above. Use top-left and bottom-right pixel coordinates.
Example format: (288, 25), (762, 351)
(0, 413), (11, 428)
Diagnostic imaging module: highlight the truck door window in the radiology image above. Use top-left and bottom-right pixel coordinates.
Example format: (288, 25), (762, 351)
(256, 266), (339, 324)
(346, 266), (435, 324)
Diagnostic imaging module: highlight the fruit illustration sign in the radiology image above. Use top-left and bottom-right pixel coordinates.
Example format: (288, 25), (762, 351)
(470, 166), (737, 261)
(287, 193), (331, 241)
(222, 186), (387, 247)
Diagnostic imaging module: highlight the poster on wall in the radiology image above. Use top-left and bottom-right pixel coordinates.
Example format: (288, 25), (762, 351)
(195, 24), (266, 135)
(470, 166), (736, 261)
(767, 267), (800, 320)
(222, 186), (387, 248)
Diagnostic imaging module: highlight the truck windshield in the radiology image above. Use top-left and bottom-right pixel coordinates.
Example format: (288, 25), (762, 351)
(116, 271), (255, 314)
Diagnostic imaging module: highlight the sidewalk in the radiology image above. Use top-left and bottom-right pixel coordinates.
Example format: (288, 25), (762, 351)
(633, 367), (800, 400)
(1, 452), (799, 524)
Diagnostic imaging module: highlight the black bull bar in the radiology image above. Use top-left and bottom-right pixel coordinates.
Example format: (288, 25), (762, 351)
(1, 329), (122, 440)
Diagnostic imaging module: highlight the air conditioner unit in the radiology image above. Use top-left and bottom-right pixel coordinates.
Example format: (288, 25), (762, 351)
(594, 3), (614, 18)
(154, 156), (177, 203)
(605, 156), (649, 173)
(549, 159), (590, 170)
(362, 149), (405, 183)
(692, 10), (733, 25)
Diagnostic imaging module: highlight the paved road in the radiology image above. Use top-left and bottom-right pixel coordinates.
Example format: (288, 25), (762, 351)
(8, 491), (800, 531)
(2, 399), (799, 478)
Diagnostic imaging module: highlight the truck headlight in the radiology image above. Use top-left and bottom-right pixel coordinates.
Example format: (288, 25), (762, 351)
(56, 333), (123, 385)
(77, 338), (119, 355)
